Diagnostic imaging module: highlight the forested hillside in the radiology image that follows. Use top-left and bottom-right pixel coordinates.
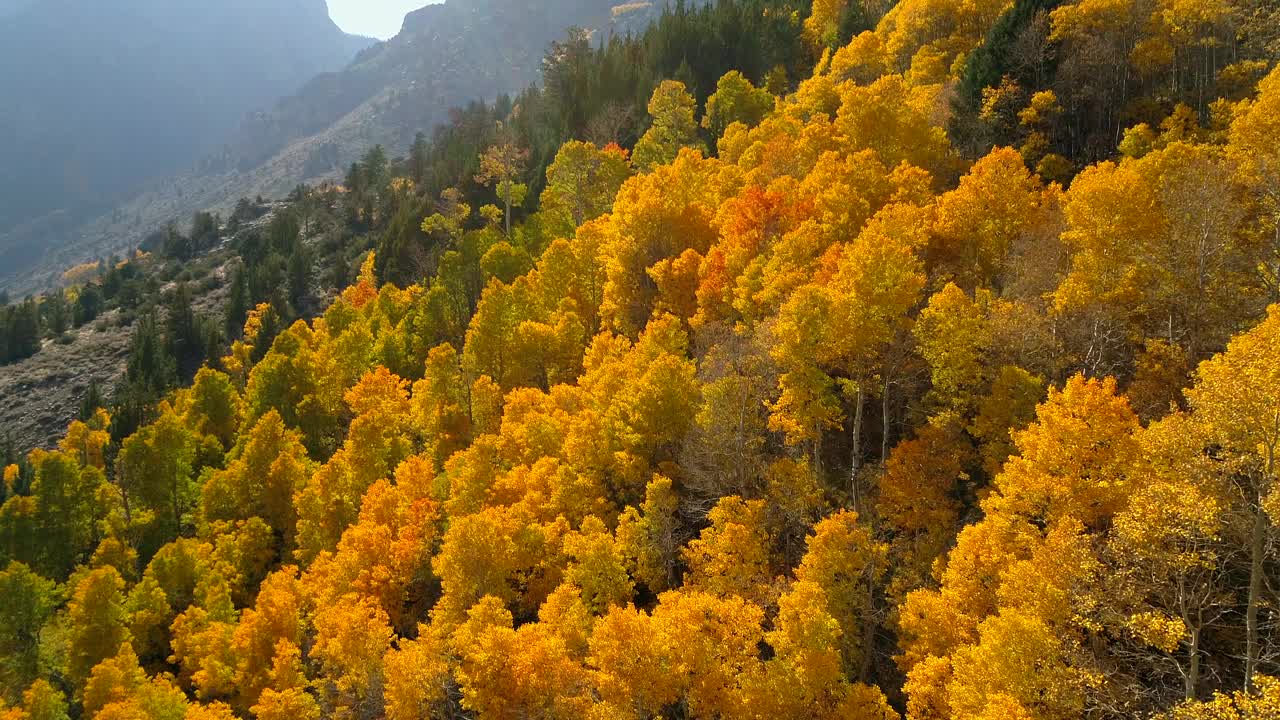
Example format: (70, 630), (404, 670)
(2, 0), (1280, 717)
(0, 0), (808, 453)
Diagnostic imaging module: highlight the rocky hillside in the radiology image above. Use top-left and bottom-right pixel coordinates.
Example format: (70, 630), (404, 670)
(0, 204), (279, 453)
(0, 313), (131, 453)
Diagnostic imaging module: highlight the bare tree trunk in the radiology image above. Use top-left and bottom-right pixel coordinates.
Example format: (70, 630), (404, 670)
(850, 386), (865, 512)
(859, 574), (877, 683)
(504, 190), (512, 237)
(1186, 624), (1200, 700)
(1246, 497), (1265, 691)
(119, 476), (133, 524)
(881, 375), (891, 467)
(1247, 447), (1275, 691)
(1179, 572), (1202, 701)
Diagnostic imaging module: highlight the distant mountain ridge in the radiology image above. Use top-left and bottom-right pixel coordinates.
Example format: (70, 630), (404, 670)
(206, 0), (638, 176)
(0, 0), (372, 287)
(0, 0), (639, 295)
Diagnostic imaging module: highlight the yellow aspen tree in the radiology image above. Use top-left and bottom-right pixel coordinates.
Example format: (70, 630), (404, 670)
(913, 283), (990, 416)
(310, 594), (393, 709)
(1185, 305), (1280, 689)
(66, 567), (131, 690)
(382, 627), (450, 720)
(795, 510), (888, 676)
(681, 496), (776, 604)
(540, 140), (631, 236)
(632, 81), (705, 172)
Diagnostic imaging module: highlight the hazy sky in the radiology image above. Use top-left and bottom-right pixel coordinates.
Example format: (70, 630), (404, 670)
(328, 0), (430, 39)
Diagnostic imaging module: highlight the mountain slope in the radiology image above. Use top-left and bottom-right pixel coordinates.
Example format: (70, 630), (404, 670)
(0, 0), (630, 295)
(0, 0), (371, 282)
